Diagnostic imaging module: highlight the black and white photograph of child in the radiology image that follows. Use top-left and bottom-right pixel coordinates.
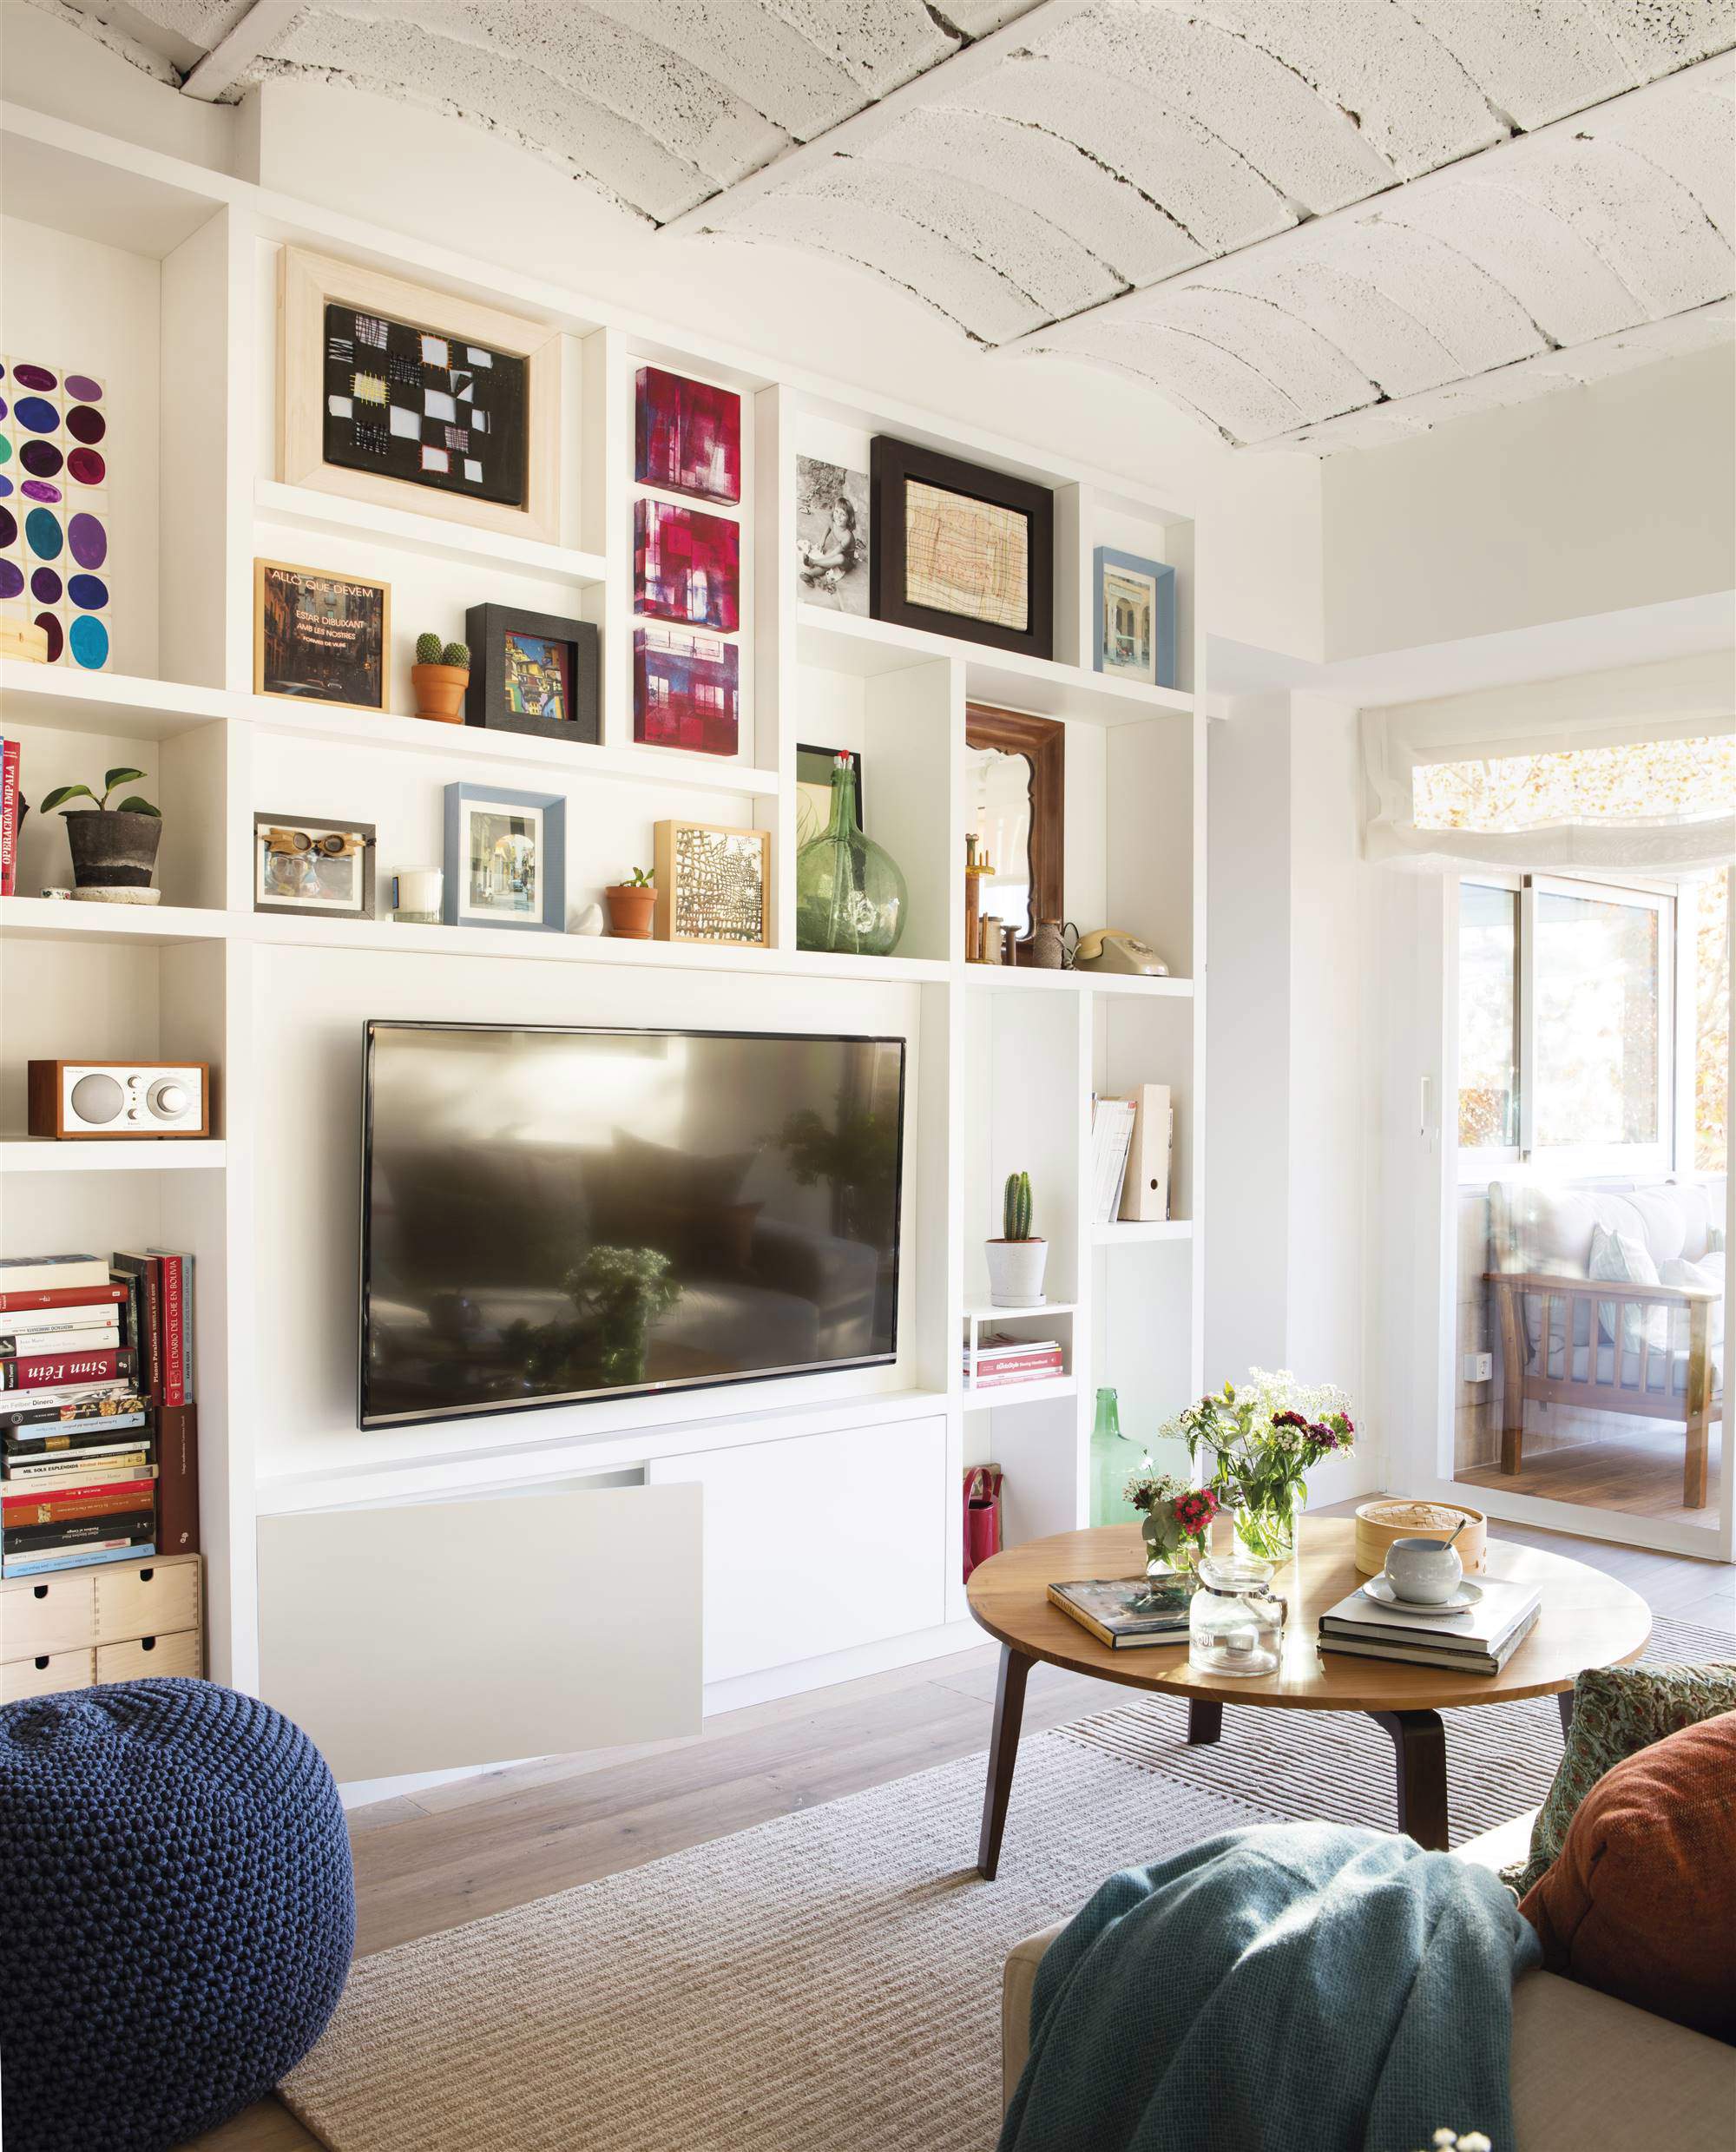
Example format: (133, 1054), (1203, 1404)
(794, 457), (869, 615)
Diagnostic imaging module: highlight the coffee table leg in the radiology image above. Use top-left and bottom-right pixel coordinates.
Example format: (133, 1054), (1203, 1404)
(1369, 1709), (1450, 1851)
(977, 1647), (1033, 1879)
(1187, 1700), (1223, 1745)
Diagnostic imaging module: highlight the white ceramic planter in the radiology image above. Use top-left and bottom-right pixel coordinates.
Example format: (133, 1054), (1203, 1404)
(985, 1238), (1048, 1307)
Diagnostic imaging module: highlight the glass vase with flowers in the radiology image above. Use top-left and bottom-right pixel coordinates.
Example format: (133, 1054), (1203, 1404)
(1121, 1473), (1220, 1613)
(1161, 1368), (1355, 1563)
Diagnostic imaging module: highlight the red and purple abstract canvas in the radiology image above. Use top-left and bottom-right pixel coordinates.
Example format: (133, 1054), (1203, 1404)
(635, 365), (740, 505)
(634, 624), (740, 757)
(635, 497), (740, 632)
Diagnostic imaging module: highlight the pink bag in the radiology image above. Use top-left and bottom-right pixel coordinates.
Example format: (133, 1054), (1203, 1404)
(963, 1464), (1004, 1582)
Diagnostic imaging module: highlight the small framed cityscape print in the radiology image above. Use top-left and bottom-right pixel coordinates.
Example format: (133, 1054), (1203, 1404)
(635, 365), (741, 505)
(634, 624), (739, 757)
(653, 819), (769, 947)
(871, 437), (1052, 661)
(279, 247), (561, 544)
(1092, 547), (1176, 688)
(464, 602), (600, 744)
(634, 498), (740, 631)
(253, 813), (376, 919)
(443, 782), (565, 933)
(253, 559), (389, 714)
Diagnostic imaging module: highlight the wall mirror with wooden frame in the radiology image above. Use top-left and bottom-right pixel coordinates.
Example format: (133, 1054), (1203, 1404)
(964, 705), (1064, 958)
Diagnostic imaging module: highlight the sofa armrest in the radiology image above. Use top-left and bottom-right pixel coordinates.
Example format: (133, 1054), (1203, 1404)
(1510, 1971), (1736, 2152)
(1003, 1923), (1064, 2104)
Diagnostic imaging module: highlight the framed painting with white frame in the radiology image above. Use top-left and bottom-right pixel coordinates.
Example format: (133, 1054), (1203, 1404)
(1092, 547), (1176, 688)
(253, 813), (376, 919)
(279, 247), (562, 545)
(653, 819), (770, 947)
(443, 783), (565, 934)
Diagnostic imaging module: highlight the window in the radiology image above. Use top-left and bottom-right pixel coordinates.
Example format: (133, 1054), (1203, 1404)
(1457, 875), (1675, 1175)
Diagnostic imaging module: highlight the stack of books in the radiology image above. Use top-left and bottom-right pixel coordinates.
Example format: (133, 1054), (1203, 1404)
(964, 1332), (1064, 1390)
(1049, 1576), (1191, 1649)
(1089, 1097), (1136, 1223)
(1317, 1576), (1542, 1675)
(0, 1250), (199, 1577)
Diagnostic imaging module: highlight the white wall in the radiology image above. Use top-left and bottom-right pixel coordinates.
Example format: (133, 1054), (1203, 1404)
(1323, 344), (1736, 664)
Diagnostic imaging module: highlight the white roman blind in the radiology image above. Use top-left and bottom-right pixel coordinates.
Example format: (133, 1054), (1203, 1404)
(1360, 651), (1735, 872)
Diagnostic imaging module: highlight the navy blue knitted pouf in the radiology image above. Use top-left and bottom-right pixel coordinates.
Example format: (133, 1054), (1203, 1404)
(0, 1677), (354, 2152)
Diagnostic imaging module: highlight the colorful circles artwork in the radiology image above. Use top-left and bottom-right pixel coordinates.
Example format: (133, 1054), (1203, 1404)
(0, 356), (110, 670)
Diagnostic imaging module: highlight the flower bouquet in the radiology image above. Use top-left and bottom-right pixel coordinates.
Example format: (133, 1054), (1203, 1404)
(1161, 1368), (1354, 1562)
(1121, 1473), (1220, 1610)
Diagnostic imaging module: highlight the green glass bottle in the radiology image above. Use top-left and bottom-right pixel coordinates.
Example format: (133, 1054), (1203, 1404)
(795, 753), (908, 957)
(1088, 1386), (1149, 1526)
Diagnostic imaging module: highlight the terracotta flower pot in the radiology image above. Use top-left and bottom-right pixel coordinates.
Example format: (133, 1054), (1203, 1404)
(605, 884), (656, 939)
(411, 663), (469, 724)
(64, 809), (161, 890)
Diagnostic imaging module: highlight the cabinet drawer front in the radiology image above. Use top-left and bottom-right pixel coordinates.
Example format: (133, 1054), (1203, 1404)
(95, 1630), (203, 1685)
(1, 1648), (95, 1703)
(1, 1573), (98, 1656)
(95, 1556), (200, 1645)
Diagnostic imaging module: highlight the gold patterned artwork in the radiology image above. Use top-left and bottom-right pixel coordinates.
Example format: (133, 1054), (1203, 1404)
(903, 480), (1029, 633)
(654, 819), (770, 946)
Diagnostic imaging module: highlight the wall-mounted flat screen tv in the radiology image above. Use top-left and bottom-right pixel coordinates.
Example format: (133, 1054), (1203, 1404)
(360, 1021), (906, 1428)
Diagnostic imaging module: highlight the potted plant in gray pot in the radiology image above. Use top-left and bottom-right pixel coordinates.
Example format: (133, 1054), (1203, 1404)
(986, 1170), (1048, 1306)
(39, 767), (162, 904)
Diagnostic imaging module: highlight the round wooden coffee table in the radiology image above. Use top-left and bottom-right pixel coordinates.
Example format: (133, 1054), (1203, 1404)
(965, 1519), (1650, 1877)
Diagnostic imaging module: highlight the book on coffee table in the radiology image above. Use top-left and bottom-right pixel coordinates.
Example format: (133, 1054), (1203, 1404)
(1049, 1577), (1191, 1649)
(1317, 1576), (1542, 1675)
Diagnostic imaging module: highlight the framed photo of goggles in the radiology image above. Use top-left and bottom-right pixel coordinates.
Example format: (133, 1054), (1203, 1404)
(253, 813), (377, 918)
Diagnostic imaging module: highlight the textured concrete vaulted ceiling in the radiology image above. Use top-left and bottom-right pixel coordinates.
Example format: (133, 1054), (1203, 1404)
(36, 0), (1736, 453)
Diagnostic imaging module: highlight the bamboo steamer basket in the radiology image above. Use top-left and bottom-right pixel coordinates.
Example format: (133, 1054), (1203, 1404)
(1353, 1497), (1487, 1577)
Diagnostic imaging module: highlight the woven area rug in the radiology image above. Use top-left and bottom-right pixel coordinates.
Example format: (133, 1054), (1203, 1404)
(282, 1615), (1727, 2152)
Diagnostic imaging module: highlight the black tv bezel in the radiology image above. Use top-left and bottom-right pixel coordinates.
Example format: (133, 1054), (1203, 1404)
(358, 1018), (908, 1431)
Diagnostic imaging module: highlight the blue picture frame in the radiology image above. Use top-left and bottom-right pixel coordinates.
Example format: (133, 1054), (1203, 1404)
(1092, 546), (1176, 689)
(442, 782), (564, 933)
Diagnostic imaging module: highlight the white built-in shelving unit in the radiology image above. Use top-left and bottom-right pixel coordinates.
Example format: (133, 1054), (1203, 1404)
(0, 101), (1207, 1754)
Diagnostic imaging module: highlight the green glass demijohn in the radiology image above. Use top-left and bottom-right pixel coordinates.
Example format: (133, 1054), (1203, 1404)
(795, 754), (908, 957)
(1088, 1386), (1151, 1527)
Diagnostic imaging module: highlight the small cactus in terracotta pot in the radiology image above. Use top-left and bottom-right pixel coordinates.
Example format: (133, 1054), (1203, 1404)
(411, 633), (470, 724)
(604, 866), (656, 939)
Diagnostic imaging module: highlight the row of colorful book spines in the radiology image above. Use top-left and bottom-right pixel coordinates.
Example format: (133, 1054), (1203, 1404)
(2, 1539), (157, 1578)
(0, 1268), (192, 1407)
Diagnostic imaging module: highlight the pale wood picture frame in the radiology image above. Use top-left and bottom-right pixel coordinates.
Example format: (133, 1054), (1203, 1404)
(253, 557), (391, 716)
(278, 247), (562, 546)
(653, 819), (771, 947)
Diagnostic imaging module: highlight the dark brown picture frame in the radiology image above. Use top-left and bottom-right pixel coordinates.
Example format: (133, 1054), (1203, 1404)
(464, 602), (601, 745)
(965, 704), (1064, 958)
(871, 438), (1054, 661)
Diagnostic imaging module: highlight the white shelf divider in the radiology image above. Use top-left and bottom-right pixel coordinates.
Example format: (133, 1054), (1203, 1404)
(961, 1375), (1077, 1410)
(0, 897), (231, 945)
(0, 1139), (227, 1172)
(254, 478), (608, 583)
(1092, 1219), (1194, 1245)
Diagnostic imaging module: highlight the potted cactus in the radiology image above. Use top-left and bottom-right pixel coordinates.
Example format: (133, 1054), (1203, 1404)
(38, 767), (162, 902)
(986, 1170), (1048, 1306)
(411, 632), (470, 724)
(604, 865), (656, 939)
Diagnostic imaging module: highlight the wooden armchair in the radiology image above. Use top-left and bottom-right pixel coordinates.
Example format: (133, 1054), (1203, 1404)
(1483, 1268), (1720, 1509)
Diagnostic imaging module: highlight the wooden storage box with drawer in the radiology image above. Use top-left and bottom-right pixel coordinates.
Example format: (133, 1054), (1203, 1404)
(1, 1553), (203, 1699)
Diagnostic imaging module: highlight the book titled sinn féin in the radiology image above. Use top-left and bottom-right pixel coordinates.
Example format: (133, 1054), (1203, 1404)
(1049, 1577), (1192, 1649)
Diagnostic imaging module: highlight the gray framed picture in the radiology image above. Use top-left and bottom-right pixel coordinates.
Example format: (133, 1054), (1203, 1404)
(1092, 547), (1176, 688)
(442, 782), (564, 932)
(795, 456), (870, 615)
(253, 812), (376, 918)
(464, 602), (601, 744)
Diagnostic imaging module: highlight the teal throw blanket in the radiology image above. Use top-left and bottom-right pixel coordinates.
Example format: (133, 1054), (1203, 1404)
(1000, 1823), (1541, 2152)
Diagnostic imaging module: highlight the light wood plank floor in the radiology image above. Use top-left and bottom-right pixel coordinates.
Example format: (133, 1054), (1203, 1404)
(183, 1503), (1732, 2152)
(1457, 1423), (1724, 1518)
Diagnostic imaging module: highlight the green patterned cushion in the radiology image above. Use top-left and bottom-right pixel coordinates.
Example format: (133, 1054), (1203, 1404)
(1503, 1662), (1736, 1896)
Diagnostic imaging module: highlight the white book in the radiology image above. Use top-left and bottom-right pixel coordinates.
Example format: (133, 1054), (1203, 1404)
(0, 1304), (123, 1337)
(1318, 1608), (1541, 1676)
(1089, 1098), (1136, 1223)
(0, 1255), (111, 1295)
(0, 1322), (122, 1356)
(1319, 1575), (1542, 1656)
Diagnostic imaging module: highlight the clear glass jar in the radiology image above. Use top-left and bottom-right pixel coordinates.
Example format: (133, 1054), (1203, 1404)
(1188, 1555), (1287, 1679)
(1232, 1479), (1305, 1563)
(794, 754), (908, 957)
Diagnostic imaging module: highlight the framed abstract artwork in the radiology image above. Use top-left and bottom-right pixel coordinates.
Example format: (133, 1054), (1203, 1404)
(464, 602), (600, 744)
(871, 438), (1053, 661)
(253, 559), (389, 714)
(279, 248), (561, 543)
(634, 498), (740, 631)
(1092, 547), (1176, 688)
(442, 783), (564, 933)
(653, 819), (769, 947)
(634, 625), (739, 756)
(635, 366), (740, 505)
(0, 357), (112, 670)
(253, 813), (376, 919)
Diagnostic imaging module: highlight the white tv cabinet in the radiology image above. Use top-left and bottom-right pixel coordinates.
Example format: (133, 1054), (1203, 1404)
(0, 102), (1206, 1787)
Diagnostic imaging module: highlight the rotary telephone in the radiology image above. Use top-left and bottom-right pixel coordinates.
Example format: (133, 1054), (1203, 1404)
(1071, 928), (1169, 977)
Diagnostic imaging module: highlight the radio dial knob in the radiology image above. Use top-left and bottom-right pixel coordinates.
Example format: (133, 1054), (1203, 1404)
(148, 1080), (189, 1119)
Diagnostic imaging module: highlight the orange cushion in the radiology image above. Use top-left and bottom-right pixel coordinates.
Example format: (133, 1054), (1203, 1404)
(1520, 1711), (1736, 2043)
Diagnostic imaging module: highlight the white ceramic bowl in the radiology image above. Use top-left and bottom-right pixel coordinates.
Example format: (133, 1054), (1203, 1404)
(1383, 1535), (1464, 1606)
